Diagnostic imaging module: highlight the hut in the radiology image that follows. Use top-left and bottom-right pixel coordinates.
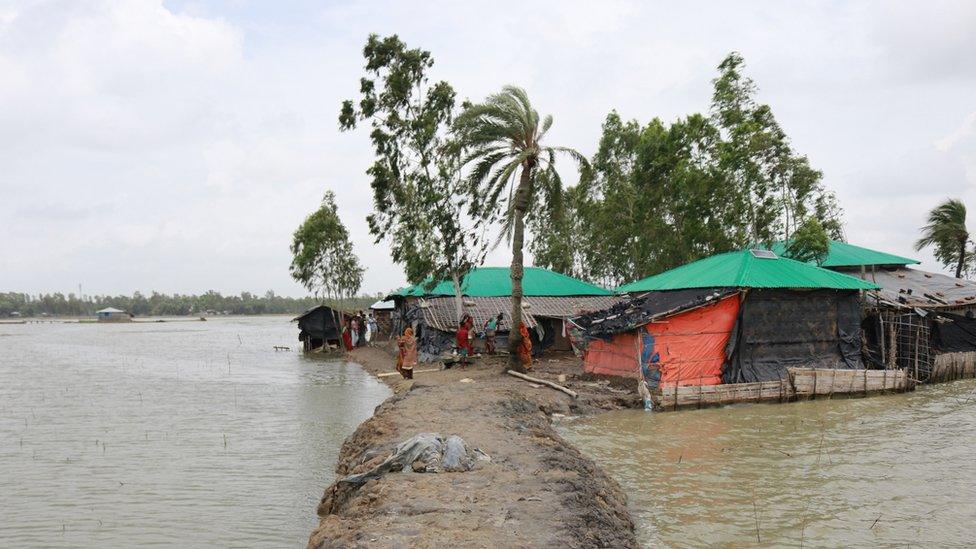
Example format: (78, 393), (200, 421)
(574, 250), (898, 408)
(773, 240), (976, 382)
(294, 305), (346, 352)
(96, 307), (130, 322)
(369, 299), (395, 338)
(388, 267), (620, 361)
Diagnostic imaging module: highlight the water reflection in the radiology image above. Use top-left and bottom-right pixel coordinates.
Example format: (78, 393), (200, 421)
(0, 317), (390, 547)
(560, 381), (976, 547)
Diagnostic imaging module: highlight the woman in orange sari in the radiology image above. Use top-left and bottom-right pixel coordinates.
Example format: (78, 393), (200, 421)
(396, 327), (417, 379)
(517, 322), (533, 371)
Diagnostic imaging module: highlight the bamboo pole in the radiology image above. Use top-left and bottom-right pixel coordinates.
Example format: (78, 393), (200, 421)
(376, 368), (441, 378)
(506, 370), (578, 398)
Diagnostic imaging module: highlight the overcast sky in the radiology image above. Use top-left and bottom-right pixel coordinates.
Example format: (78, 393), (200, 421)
(2, 0), (974, 297)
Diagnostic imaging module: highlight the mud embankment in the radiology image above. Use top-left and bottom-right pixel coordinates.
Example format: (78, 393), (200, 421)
(308, 346), (640, 548)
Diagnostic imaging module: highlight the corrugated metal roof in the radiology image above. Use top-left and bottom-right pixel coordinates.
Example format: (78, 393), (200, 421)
(616, 250), (880, 293)
(850, 267), (976, 309)
(419, 295), (622, 332)
(771, 240), (919, 268)
(391, 267), (613, 298)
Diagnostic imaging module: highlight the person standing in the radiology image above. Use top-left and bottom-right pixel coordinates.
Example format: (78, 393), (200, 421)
(456, 320), (472, 367)
(397, 327), (416, 379)
(341, 320), (353, 351)
(484, 313), (502, 355)
(517, 322), (533, 371)
(350, 315), (360, 348)
(357, 311), (367, 347)
(367, 313), (378, 345)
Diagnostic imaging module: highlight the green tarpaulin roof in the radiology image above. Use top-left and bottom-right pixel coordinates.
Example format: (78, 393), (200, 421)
(770, 240), (919, 268)
(616, 250), (880, 293)
(391, 267), (613, 298)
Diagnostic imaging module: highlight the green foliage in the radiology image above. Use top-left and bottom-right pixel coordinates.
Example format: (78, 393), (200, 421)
(783, 217), (830, 265)
(340, 34), (486, 296)
(290, 191), (364, 300)
(530, 53), (845, 287)
(915, 198), (972, 278)
(0, 290), (381, 318)
(712, 52), (842, 245)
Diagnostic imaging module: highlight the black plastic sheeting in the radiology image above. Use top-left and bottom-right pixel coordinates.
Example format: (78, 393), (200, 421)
(574, 288), (738, 340)
(931, 311), (976, 352)
(296, 305), (343, 343)
(723, 289), (863, 383)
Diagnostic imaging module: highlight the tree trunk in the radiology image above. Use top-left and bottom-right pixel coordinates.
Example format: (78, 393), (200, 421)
(956, 239), (967, 278)
(451, 272), (463, 325)
(508, 162), (534, 370)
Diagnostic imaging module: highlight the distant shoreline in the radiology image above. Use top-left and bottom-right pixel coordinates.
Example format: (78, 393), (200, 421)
(0, 313), (297, 324)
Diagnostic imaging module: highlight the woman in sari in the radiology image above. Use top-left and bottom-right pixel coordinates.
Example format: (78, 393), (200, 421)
(517, 322), (533, 371)
(341, 320), (353, 351)
(397, 327), (417, 379)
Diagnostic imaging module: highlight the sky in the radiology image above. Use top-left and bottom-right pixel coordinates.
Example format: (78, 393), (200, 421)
(1, 0), (975, 297)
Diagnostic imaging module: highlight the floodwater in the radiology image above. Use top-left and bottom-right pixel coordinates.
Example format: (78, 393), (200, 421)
(560, 381), (976, 547)
(0, 317), (390, 547)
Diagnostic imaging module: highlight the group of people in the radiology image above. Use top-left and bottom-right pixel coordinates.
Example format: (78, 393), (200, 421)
(392, 312), (534, 379)
(342, 311), (378, 351)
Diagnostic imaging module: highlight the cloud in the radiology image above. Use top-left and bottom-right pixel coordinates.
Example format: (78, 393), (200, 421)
(936, 112), (976, 152)
(3, 0), (976, 295)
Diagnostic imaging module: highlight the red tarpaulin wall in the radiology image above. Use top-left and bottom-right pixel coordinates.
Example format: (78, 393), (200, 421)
(582, 294), (740, 385)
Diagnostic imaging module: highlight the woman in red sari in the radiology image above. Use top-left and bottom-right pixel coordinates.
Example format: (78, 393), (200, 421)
(341, 320), (353, 351)
(517, 322), (533, 371)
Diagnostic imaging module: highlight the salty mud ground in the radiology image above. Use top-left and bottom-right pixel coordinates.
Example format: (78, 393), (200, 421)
(308, 345), (641, 548)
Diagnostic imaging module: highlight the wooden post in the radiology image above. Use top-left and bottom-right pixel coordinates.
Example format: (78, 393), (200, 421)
(887, 318), (897, 370)
(914, 326), (921, 383)
(878, 314), (886, 366)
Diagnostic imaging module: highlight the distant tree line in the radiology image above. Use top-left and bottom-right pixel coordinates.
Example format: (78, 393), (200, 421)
(0, 291), (382, 318)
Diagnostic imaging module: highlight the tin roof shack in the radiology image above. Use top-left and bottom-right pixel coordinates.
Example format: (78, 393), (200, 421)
(369, 300), (395, 339)
(96, 307), (131, 322)
(575, 250), (892, 409)
(774, 240), (976, 383)
(388, 267), (619, 362)
(294, 305), (346, 353)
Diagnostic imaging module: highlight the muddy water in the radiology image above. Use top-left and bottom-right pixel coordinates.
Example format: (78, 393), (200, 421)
(560, 381), (976, 547)
(0, 317), (390, 547)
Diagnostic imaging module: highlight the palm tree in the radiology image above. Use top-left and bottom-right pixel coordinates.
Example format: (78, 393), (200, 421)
(914, 198), (970, 278)
(453, 86), (587, 369)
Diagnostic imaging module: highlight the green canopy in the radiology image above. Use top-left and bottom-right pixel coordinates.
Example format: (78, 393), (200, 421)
(391, 267), (613, 298)
(616, 250), (880, 293)
(770, 240), (919, 268)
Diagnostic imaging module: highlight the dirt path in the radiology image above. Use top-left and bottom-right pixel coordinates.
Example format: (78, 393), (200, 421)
(308, 345), (640, 548)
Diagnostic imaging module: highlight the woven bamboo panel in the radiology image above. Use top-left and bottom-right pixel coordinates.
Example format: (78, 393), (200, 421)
(930, 352), (976, 383)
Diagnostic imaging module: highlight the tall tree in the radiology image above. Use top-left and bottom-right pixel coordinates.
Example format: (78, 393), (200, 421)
(339, 34), (487, 321)
(289, 191), (365, 303)
(454, 86), (588, 369)
(711, 52), (842, 246)
(915, 198), (971, 278)
(531, 111), (739, 287)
